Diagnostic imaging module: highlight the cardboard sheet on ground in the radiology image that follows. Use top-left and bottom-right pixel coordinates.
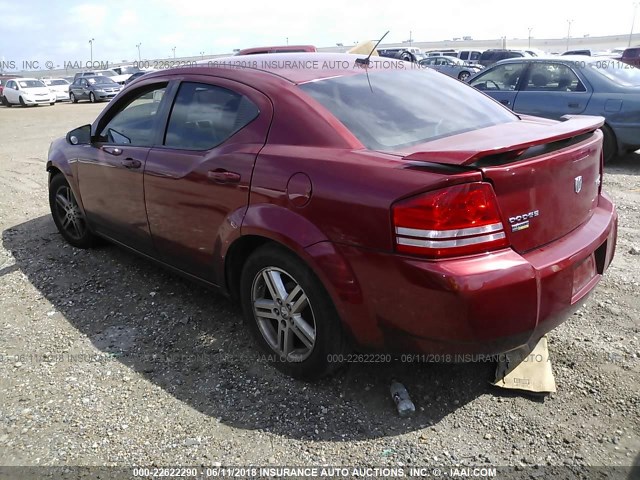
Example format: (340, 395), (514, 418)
(347, 41), (379, 56)
(493, 336), (556, 393)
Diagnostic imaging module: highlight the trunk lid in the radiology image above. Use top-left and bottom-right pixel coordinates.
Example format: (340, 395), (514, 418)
(397, 115), (604, 253)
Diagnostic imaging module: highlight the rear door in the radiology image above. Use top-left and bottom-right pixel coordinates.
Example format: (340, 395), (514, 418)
(144, 77), (273, 283)
(468, 61), (529, 109)
(512, 61), (593, 118)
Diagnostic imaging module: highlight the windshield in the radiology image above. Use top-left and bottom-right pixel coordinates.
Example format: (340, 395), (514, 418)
(49, 79), (68, 85)
(97, 70), (117, 77)
(299, 69), (517, 151)
(87, 76), (117, 85)
(18, 80), (46, 88)
(589, 62), (640, 87)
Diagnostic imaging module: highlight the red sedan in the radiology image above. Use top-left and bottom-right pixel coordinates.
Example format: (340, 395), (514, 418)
(46, 53), (617, 379)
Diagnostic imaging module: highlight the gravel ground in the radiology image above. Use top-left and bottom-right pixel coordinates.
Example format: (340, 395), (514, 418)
(0, 102), (638, 472)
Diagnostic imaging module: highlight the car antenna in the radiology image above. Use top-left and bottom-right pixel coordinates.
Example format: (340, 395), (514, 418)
(355, 30), (390, 66)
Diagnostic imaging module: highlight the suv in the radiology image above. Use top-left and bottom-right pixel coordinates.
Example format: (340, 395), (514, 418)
(620, 46), (640, 67)
(478, 49), (530, 67)
(458, 50), (483, 63)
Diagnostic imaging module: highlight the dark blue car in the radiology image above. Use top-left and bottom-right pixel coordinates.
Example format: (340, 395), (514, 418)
(467, 56), (640, 161)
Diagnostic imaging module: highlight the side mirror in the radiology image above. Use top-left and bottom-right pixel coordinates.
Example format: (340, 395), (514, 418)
(66, 124), (92, 145)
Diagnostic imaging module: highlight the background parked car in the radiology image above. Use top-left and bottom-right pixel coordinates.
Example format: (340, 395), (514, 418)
(620, 46), (640, 67)
(124, 70), (155, 84)
(69, 76), (122, 103)
(478, 49), (531, 67)
(236, 45), (317, 55)
(378, 47), (425, 62)
(74, 69), (130, 85)
(418, 55), (482, 81)
(1, 78), (55, 107)
(467, 56), (640, 161)
(457, 50), (483, 64)
(0, 74), (22, 103)
(43, 78), (71, 102)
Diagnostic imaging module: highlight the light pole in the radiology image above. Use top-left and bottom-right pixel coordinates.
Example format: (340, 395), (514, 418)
(528, 27), (533, 49)
(566, 19), (573, 51)
(286, 37), (289, 46)
(172, 46), (176, 58)
(409, 30), (413, 46)
(630, 2), (639, 47)
(200, 51), (205, 59)
(136, 43), (142, 62)
(89, 38), (95, 63)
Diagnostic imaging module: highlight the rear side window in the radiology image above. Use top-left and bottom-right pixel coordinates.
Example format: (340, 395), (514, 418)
(164, 82), (259, 150)
(299, 69), (516, 151)
(523, 63), (586, 92)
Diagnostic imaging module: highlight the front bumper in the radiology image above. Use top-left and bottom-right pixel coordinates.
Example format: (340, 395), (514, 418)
(94, 91), (119, 100)
(316, 194), (617, 355)
(23, 96), (55, 104)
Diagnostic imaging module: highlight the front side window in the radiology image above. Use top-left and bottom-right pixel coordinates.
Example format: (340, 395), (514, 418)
(164, 82), (259, 150)
(469, 63), (527, 91)
(300, 69), (517, 151)
(98, 84), (168, 146)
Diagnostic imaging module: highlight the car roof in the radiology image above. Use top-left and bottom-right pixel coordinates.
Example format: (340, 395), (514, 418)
(171, 53), (408, 84)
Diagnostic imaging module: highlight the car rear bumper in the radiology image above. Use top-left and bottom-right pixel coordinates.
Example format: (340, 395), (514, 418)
(312, 193), (617, 355)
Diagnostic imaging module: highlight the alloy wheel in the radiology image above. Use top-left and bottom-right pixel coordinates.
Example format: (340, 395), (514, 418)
(54, 185), (87, 241)
(251, 267), (316, 362)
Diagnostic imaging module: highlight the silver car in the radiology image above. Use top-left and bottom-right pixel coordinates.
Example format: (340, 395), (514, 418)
(418, 56), (482, 81)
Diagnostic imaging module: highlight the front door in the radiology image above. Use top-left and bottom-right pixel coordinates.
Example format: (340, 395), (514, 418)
(76, 82), (170, 254)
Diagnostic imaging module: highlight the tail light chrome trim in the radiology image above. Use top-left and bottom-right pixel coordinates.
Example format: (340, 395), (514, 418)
(396, 231), (506, 249)
(396, 222), (504, 239)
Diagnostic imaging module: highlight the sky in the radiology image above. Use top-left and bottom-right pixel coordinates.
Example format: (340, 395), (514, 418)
(0, 0), (638, 66)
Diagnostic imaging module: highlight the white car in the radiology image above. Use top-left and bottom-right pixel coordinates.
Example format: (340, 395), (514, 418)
(1, 78), (55, 107)
(43, 78), (71, 102)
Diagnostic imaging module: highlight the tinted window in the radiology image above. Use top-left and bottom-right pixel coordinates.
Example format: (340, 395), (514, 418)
(469, 63), (527, 91)
(18, 80), (45, 88)
(164, 82), (259, 150)
(99, 84), (168, 146)
(299, 69), (517, 151)
(523, 63), (586, 92)
(87, 76), (116, 85)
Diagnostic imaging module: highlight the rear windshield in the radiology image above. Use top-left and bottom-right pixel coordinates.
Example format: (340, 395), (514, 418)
(590, 63), (640, 86)
(299, 69), (517, 151)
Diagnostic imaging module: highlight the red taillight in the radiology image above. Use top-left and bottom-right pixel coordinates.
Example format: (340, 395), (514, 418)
(392, 182), (509, 258)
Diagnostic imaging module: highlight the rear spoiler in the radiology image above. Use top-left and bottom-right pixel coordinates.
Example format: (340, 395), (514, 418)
(403, 115), (604, 166)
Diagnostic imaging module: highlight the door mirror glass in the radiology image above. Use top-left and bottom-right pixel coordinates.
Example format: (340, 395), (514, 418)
(67, 124), (91, 145)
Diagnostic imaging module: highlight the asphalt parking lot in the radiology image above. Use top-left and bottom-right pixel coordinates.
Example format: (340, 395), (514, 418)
(0, 102), (638, 472)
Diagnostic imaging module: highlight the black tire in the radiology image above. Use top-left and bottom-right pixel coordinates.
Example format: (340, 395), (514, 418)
(70, 92), (77, 103)
(240, 244), (348, 380)
(458, 71), (471, 81)
(19, 96), (27, 107)
(601, 124), (617, 163)
(49, 174), (96, 249)
(3, 96), (12, 107)
(50, 102), (55, 106)
(89, 92), (96, 103)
